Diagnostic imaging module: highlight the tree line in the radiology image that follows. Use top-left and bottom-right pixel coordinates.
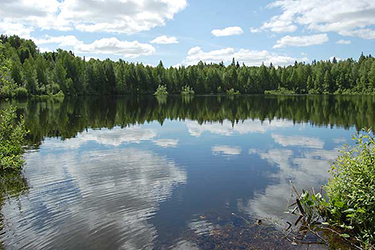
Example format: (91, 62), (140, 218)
(0, 35), (375, 98)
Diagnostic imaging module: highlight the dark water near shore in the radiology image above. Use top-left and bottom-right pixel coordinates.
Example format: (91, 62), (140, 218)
(1, 95), (374, 249)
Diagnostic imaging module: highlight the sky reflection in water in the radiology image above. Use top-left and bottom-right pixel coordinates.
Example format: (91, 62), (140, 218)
(0, 96), (361, 249)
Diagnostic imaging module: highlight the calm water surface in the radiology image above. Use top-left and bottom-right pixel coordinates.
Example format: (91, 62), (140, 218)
(1, 95), (374, 249)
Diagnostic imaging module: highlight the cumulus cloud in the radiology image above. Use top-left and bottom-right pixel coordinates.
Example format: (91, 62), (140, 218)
(182, 47), (306, 66)
(254, 0), (375, 39)
(339, 28), (375, 40)
(35, 35), (83, 47)
(34, 36), (155, 58)
(273, 34), (329, 48)
(336, 39), (351, 45)
(0, 21), (34, 38)
(211, 26), (244, 37)
(0, 0), (187, 34)
(150, 35), (179, 44)
(76, 37), (156, 58)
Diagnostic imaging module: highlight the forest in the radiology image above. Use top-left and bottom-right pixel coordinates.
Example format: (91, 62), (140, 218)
(1, 35), (375, 97)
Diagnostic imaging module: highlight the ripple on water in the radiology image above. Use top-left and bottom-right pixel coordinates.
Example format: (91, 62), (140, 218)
(0, 147), (186, 249)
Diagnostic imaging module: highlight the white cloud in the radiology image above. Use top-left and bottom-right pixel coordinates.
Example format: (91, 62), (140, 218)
(211, 26), (244, 37)
(35, 35), (83, 47)
(336, 39), (351, 45)
(76, 37), (155, 58)
(273, 34), (329, 48)
(255, 0), (375, 39)
(271, 134), (324, 149)
(212, 145), (242, 157)
(0, 21), (34, 38)
(339, 28), (375, 40)
(150, 35), (178, 44)
(35, 36), (155, 58)
(249, 27), (262, 33)
(182, 47), (306, 66)
(153, 139), (178, 148)
(0, 0), (187, 34)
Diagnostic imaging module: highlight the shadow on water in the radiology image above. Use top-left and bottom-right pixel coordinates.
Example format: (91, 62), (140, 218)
(0, 95), (372, 249)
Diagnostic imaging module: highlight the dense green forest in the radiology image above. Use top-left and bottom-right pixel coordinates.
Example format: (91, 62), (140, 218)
(0, 35), (375, 97)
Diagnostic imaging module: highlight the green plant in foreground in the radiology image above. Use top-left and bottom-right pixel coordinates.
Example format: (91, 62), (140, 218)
(154, 85), (168, 96)
(326, 130), (375, 246)
(294, 130), (375, 248)
(0, 106), (28, 171)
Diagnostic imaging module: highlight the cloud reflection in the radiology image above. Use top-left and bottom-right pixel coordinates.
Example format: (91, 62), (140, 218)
(2, 146), (186, 249)
(212, 145), (242, 159)
(43, 126), (157, 149)
(186, 119), (293, 137)
(153, 139), (178, 148)
(271, 134), (324, 149)
(245, 139), (340, 225)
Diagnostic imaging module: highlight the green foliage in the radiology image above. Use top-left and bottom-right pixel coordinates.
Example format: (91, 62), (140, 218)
(325, 130), (375, 246)
(296, 130), (375, 248)
(181, 85), (194, 95)
(0, 105), (28, 171)
(0, 43), (17, 98)
(1, 35), (375, 97)
(265, 87), (296, 95)
(226, 88), (240, 95)
(14, 87), (28, 97)
(154, 85), (168, 96)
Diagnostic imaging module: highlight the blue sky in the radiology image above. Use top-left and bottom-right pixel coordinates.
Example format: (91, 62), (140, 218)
(0, 0), (374, 67)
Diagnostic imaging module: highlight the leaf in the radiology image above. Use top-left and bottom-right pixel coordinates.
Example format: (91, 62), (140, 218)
(340, 233), (350, 238)
(334, 201), (345, 208)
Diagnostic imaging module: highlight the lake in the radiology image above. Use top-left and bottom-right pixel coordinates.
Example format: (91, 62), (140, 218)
(0, 95), (373, 249)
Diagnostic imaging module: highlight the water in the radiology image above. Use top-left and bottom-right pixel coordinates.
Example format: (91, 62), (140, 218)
(1, 95), (374, 249)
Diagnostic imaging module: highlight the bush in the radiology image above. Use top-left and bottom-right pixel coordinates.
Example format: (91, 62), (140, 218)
(226, 88), (240, 95)
(0, 106), (28, 171)
(325, 130), (375, 246)
(154, 85), (168, 96)
(265, 87), (296, 95)
(15, 87), (28, 97)
(54, 90), (65, 98)
(181, 85), (194, 95)
(295, 130), (375, 248)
